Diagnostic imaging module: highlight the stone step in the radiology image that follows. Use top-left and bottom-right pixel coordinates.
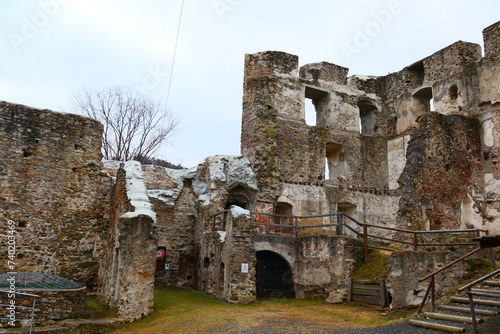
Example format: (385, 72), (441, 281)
(439, 305), (499, 316)
(424, 312), (483, 324)
(409, 319), (465, 333)
(450, 296), (500, 307)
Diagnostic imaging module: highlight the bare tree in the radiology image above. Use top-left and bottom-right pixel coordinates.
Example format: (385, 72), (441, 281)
(72, 86), (179, 162)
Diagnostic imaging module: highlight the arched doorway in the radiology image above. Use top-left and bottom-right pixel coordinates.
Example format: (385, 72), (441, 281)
(256, 251), (295, 298)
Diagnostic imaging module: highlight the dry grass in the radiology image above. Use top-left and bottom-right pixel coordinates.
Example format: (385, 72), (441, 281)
(106, 288), (416, 334)
(351, 249), (391, 280)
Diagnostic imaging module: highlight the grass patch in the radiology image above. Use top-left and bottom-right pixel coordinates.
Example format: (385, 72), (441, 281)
(351, 249), (390, 280)
(82, 299), (118, 319)
(466, 257), (494, 278)
(105, 288), (414, 334)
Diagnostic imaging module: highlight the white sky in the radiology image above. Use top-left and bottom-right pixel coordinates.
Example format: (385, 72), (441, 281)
(1, 0), (499, 168)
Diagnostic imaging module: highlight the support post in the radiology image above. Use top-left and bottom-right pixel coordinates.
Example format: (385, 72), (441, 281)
(337, 213), (344, 235)
(431, 275), (435, 312)
(363, 224), (368, 263)
(468, 288), (478, 334)
(489, 248), (497, 270)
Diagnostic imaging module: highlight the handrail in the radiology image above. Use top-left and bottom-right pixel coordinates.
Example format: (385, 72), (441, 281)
(0, 289), (38, 334)
(458, 267), (500, 292)
(456, 267), (500, 334)
(419, 247), (482, 282)
(211, 210), (485, 261)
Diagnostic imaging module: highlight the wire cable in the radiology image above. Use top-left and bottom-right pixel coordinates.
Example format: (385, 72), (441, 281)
(166, 0), (184, 107)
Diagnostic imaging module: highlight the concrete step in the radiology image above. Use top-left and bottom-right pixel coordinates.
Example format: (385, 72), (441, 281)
(409, 319), (465, 333)
(439, 304), (499, 316)
(450, 296), (500, 307)
(423, 312), (483, 324)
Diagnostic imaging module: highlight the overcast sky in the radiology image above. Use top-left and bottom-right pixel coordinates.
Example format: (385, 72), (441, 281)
(2, 0), (499, 167)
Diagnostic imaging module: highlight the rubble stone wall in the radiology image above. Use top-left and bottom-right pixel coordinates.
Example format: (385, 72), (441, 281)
(0, 102), (110, 287)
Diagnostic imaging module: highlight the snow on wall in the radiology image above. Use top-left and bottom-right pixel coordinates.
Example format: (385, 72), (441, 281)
(147, 167), (197, 205)
(145, 155), (257, 208)
(121, 161), (157, 223)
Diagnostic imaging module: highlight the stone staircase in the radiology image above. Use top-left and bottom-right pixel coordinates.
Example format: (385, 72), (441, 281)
(410, 277), (500, 333)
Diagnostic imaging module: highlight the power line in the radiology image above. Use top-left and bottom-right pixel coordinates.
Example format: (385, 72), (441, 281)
(166, 0), (185, 107)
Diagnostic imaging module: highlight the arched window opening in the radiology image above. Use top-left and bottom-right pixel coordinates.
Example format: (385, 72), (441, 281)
(412, 86), (433, 113)
(256, 251), (295, 298)
(225, 185), (249, 210)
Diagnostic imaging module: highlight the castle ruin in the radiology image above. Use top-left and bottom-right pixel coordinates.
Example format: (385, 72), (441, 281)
(1, 20), (499, 330)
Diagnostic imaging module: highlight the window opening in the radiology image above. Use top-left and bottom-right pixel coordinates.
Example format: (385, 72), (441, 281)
(325, 143), (345, 181)
(449, 85), (458, 101)
(412, 86), (433, 113)
(358, 102), (378, 135)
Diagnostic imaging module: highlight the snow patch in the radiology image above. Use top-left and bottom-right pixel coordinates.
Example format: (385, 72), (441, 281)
(230, 205), (250, 218)
(121, 161), (156, 222)
(147, 166), (197, 205)
(217, 231), (226, 242)
(205, 155), (257, 189)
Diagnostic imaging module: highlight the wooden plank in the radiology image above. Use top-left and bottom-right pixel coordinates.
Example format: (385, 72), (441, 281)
(352, 279), (382, 285)
(352, 295), (381, 304)
(352, 288), (382, 297)
(352, 285), (383, 292)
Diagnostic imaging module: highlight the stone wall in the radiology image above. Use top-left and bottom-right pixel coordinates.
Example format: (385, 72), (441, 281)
(0, 288), (86, 327)
(253, 234), (362, 303)
(98, 161), (156, 320)
(0, 102), (111, 288)
(143, 165), (197, 288)
(398, 113), (483, 230)
(200, 207), (256, 303)
(386, 251), (469, 308)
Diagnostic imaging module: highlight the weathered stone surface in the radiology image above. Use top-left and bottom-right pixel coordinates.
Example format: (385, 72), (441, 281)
(98, 162), (156, 320)
(397, 113), (482, 230)
(0, 102), (111, 287)
(386, 251), (468, 308)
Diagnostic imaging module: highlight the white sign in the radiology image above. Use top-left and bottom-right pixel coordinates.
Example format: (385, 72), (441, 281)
(241, 263), (248, 273)
(165, 263), (170, 270)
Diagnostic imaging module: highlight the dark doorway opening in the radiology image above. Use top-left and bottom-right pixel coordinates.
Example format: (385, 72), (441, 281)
(256, 251), (295, 298)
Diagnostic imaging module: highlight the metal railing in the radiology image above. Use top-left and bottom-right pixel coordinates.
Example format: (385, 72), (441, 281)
(417, 246), (483, 314)
(0, 289), (38, 333)
(211, 210), (486, 262)
(457, 268), (500, 334)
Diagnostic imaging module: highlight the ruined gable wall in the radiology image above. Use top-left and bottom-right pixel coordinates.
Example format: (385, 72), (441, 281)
(397, 113), (483, 230)
(143, 165), (197, 288)
(99, 162), (156, 320)
(0, 102), (110, 287)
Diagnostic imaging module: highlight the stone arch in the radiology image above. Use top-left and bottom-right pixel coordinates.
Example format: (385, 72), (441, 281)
(255, 251), (295, 298)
